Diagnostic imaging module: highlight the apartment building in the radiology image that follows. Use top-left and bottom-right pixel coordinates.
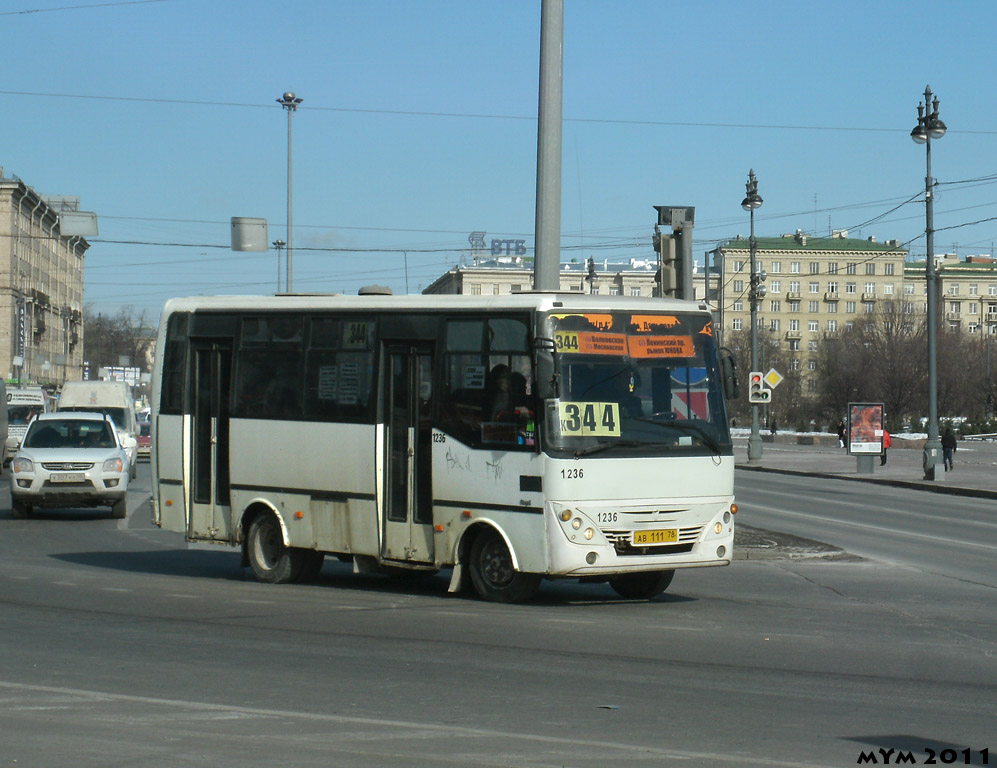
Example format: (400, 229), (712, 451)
(714, 231), (909, 390)
(0, 168), (88, 386)
(905, 254), (997, 334)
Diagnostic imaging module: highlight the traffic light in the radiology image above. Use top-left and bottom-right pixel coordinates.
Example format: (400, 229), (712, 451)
(748, 371), (771, 404)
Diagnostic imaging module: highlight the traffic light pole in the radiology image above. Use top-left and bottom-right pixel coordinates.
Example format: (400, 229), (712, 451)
(743, 171), (763, 465)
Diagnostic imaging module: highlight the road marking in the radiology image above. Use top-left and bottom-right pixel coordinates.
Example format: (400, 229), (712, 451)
(0, 679), (843, 768)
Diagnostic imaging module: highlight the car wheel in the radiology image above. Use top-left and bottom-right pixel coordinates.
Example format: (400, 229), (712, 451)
(247, 514), (303, 584)
(111, 499), (128, 519)
(11, 499), (30, 519)
(608, 570), (674, 600)
(468, 528), (541, 603)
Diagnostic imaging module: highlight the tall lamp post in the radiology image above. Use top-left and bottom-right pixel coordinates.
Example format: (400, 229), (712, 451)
(277, 91), (303, 292)
(272, 239), (285, 293)
(742, 170), (764, 463)
(911, 85), (946, 480)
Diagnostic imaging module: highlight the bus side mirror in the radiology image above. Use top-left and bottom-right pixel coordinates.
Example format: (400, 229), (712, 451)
(720, 348), (739, 400)
(533, 338), (559, 399)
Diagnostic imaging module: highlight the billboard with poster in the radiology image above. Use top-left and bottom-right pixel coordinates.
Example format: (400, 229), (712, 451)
(847, 402), (884, 455)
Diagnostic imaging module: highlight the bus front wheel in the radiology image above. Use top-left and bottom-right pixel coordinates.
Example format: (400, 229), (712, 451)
(468, 529), (541, 603)
(247, 514), (302, 584)
(609, 570), (674, 600)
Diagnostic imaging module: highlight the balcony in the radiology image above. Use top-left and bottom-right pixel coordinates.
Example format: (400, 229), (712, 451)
(945, 312), (962, 322)
(785, 331), (802, 340)
(861, 293), (877, 301)
(824, 292), (839, 301)
(786, 291), (801, 299)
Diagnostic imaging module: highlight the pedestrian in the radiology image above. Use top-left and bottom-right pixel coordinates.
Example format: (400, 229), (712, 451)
(837, 419), (846, 448)
(770, 418), (777, 435)
(880, 429), (891, 466)
(942, 427), (957, 471)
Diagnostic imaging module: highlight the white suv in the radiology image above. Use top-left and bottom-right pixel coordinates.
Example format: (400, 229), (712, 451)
(10, 412), (131, 519)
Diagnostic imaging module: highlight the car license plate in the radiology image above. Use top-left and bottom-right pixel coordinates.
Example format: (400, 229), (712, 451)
(50, 472), (85, 483)
(633, 528), (678, 546)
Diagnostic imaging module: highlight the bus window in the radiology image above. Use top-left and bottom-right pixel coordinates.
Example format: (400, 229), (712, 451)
(439, 316), (534, 448)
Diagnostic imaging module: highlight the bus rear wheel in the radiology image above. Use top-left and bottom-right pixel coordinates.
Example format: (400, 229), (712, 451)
(609, 570), (674, 600)
(468, 529), (540, 603)
(247, 514), (302, 584)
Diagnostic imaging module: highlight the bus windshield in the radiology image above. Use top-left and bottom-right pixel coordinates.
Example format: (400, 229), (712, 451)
(543, 310), (731, 457)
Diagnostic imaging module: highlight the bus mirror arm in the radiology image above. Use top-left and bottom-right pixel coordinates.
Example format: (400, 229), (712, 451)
(533, 337), (560, 399)
(719, 347), (739, 400)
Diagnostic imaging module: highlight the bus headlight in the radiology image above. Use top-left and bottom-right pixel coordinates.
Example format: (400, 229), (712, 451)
(571, 518), (582, 530)
(583, 527), (595, 540)
(560, 509), (573, 522)
(714, 522), (724, 534)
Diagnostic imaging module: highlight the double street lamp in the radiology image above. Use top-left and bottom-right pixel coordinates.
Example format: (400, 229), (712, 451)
(277, 91), (303, 292)
(742, 169), (764, 463)
(911, 85), (946, 480)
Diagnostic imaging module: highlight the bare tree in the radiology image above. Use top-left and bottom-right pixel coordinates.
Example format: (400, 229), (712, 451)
(82, 305), (154, 378)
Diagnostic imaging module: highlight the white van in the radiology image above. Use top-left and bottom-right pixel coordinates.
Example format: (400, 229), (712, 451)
(6, 387), (52, 460)
(57, 381), (138, 477)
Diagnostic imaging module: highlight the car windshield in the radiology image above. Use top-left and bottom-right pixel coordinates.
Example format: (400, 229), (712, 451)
(23, 420), (117, 450)
(59, 406), (129, 431)
(542, 310), (731, 457)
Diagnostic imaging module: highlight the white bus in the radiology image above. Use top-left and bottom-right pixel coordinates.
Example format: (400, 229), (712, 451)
(150, 292), (739, 602)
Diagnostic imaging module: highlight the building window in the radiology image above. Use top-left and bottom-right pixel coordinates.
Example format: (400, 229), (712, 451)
(770, 318), (780, 331)
(847, 263), (857, 275)
(733, 301), (743, 311)
(790, 262), (800, 274)
(789, 280), (801, 293)
(591, 286), (600, 295)
(809, 282), (820, 294)
(630, 287), (641, 297)
(970, 303), (979, 315)
(828, 320), (838, 332)
(846, 301), (856, 313)
(827, 301), (837, 313)
(810, 262), (820, 274)
(864, 302), (875, 313)
(808, 340), (818, 351)
(885, 263), (895, 276)
(846, 282), (857, 294)
(771, 261), (782, 273)
(790, 358), (800, 370)
(789, 319), (800, 331)
(947, 284), (959, 295)
(970, 284), (979, 295)
(734, 260), (745, 273)
(845, 321), (855, 331)
(789, 340), (800, 352)
(807, 379), (817, 392)
(827, 281), (838, 293)
(609, 285), (620, 296)
(770, 300), (781, 312)
(789, 301), (800, 313)
(770, 280), (781, 293)
(904, 284), (915, 295)
(808, 321), (818, 332)
(471, 284), (482, 295)
(494, 284), (501, 295)
(809, 301), (819, 313)
(865, 263), (876, 275)
(732, 318), (743, 331)
(949, 302), (960, 314)
(865, 282), (876, 294)
(828, 262), (838, 275)
(733, 279), (744, 292)
(990, 285), (997, 296)
(808, 359), (818, 371)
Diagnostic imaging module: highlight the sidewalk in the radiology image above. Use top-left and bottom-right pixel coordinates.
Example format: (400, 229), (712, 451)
(732, 431), (997, 499)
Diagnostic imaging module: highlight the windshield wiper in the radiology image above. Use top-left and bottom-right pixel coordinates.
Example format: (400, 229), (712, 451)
(573, 440), (643, 458)
(633, 418), (723, 455)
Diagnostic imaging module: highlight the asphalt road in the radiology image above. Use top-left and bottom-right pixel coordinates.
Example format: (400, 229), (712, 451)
(0, 463), (993, 767)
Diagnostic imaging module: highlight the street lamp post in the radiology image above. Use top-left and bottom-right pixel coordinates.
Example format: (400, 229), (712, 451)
(742, 170), (764, 463)
(277, 91), (303, 292)
(911, 85), (946, 480)
(272, 240), (286, 293)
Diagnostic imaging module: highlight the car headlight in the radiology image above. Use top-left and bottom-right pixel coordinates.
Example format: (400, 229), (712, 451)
(103, 457), (124, 472)
(12, 457), (33, 473)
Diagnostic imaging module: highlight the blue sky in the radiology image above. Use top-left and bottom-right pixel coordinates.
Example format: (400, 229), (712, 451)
(3, 0), (996, 320)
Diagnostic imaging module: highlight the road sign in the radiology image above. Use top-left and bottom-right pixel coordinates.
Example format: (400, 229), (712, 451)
(764, 369), (784, 389)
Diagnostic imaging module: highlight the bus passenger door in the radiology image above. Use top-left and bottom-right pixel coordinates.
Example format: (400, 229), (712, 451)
(381, 344), (435, 563)
(188, 341), (232, 542)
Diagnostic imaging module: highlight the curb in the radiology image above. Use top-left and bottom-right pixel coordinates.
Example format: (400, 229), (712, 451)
(735, 463), (997, 500)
